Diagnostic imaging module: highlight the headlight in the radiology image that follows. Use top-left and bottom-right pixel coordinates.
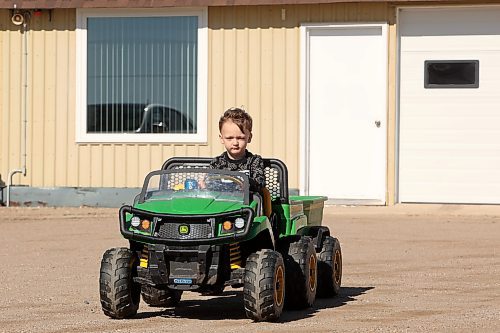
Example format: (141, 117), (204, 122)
(130, 216), (152, 233)
(131, 216), (141, 227)
(234, 217), (245, 229)
(220, 215), (247, 235)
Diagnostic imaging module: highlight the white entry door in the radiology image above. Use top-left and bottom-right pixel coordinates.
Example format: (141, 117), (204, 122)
(303, 24), (388, 204)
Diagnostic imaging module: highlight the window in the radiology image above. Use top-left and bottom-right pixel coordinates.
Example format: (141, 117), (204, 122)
(76, 9), (207, 143)
(424, 60), (479, 89)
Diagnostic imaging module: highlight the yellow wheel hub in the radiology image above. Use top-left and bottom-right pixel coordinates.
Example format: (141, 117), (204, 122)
(309, 254), (317, 291)
(334, 249), (342, 284)
(274, 265), (285, 307)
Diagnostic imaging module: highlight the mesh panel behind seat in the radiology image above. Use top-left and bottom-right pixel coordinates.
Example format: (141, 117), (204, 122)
(264, 166), (281, 202)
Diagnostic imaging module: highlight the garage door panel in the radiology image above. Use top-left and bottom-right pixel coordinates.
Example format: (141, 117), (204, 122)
(400, 8), (500, 37)
(399, 7), (500, 204)
(402, 37), (500, 51)
(401, 184), (500, 204)
(402, 152), (500, 168)
(403, 118), (500, 131)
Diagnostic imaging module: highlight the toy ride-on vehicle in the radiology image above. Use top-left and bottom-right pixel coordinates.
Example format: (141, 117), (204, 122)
(99, 157), (342, 322)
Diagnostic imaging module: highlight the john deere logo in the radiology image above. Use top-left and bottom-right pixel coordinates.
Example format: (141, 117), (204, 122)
(179, 225), (190, 235)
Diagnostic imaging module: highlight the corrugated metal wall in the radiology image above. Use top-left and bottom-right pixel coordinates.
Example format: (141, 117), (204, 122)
(1, 4), (391, 190)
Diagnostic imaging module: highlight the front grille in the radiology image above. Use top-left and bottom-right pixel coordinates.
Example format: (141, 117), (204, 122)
(157, 222), (213, 240)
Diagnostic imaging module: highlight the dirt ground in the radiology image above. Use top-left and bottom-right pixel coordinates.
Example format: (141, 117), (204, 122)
(0, 204), (499, 333)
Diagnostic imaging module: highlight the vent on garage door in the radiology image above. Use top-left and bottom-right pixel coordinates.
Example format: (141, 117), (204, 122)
(424, 60), (479, 88)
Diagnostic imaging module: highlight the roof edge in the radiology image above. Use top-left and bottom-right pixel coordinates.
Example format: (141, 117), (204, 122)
(0, 0), (471, 9)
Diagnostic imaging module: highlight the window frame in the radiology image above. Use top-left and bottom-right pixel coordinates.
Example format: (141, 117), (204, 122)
(76, 8), (208, 143)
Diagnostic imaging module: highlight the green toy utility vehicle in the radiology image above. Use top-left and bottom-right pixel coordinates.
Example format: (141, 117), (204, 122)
(99, 157), (342, 322)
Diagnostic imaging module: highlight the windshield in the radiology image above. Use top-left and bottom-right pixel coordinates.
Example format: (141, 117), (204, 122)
(140, 169), (249, 204)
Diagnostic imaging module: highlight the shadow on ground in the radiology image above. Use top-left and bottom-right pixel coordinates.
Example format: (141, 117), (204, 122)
(134, 290), (245, 320)
(132, 286), (374, 322)
(280, 286), (374, 323)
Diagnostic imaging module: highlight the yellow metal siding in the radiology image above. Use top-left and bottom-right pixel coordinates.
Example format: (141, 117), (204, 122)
(1, 4), (393, 193)
(1, 12), (24, 188)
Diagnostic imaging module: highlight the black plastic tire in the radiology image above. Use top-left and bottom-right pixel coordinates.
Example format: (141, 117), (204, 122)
(284, 236), (318, 309)
(99, 247), (141, 319)
(141, 285), (182, 307)
(243, 249), (285, 322)
(317, 236), (342, 297)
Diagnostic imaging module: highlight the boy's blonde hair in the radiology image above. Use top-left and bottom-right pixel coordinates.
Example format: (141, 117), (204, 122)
(219, 107), (253, 134)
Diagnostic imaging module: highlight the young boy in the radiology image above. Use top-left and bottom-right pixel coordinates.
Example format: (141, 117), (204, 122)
(210, 107), (265, 191)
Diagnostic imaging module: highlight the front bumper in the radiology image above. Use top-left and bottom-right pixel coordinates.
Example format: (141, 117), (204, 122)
(135, 244), (227, 290)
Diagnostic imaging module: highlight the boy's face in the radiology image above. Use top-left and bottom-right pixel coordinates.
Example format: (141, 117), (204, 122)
(219, 120), (252, 160)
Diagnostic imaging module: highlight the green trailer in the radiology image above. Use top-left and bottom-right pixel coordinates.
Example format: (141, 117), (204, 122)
(99, 157), (342, 322)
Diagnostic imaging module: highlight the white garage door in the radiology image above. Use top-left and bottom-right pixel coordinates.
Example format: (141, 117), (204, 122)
(399, 7), (500, 204)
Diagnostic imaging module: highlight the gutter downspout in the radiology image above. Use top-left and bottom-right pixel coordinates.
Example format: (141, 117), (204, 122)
(6, 13), (29, 207)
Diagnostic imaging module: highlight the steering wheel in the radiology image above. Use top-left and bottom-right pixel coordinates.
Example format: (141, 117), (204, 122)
(205, 174), (244, 191)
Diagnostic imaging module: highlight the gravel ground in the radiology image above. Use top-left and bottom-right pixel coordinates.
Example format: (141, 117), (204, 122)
(0, 204), (499, 333)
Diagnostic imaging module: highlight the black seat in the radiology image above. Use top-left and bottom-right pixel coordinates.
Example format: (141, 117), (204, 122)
(162, 157), (289, 204)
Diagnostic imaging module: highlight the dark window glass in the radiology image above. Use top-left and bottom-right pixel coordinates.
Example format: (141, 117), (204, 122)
(424, 60), (479, 88)
(86, 16), (198, 134)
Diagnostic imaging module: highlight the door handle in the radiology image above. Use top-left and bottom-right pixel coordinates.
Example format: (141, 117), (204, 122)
(375, 120), (381, 128)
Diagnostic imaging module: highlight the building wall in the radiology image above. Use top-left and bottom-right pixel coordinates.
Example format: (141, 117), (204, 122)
(0, 4), (394, 199)
(0, 10), (4, 188)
